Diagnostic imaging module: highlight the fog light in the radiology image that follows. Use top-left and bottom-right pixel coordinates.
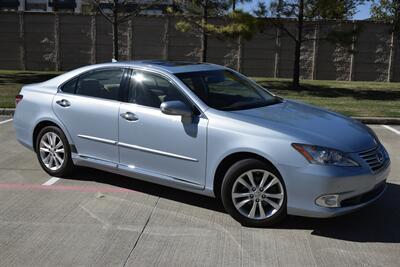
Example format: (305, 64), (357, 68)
(316, 194), (340, 208)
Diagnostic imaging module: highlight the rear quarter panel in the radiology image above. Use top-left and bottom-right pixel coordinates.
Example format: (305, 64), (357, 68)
(13, 84), (73, 150)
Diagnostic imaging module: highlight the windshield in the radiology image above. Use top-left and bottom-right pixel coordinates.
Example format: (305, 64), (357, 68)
(175, 70), (281, 111)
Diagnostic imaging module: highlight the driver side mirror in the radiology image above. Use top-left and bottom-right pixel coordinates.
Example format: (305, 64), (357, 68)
(160, 101), (193, 117)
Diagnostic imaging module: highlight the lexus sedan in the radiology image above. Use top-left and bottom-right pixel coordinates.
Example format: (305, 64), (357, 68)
(14, 60), (390, 227)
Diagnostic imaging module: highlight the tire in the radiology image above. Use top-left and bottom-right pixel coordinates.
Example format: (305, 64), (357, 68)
(35, 126), (75, 177)
(221, 158), (287, 227)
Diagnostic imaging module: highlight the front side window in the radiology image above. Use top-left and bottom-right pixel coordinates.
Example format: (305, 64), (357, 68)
(128, 71), (190, 109)
(75, 68), (125, 101)
(176, 70), (281, 111)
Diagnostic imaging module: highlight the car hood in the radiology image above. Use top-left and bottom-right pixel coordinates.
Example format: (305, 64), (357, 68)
(230, 100), (377, 152)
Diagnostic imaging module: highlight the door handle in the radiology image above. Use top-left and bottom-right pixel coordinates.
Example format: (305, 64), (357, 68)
(56, 99), (71, 107)
(120, 112), (138, 121)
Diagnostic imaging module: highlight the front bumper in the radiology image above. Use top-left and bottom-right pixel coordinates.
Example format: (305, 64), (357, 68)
(282, 160), (391, 218)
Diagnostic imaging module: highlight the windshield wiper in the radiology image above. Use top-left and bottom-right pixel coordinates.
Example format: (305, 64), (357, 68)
(221, 97), (283, 111)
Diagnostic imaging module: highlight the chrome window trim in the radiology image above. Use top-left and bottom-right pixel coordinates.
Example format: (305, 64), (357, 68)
(120, 101), (208, 120)
(57, 66), (129, 101)
(56, 65), (208, 118)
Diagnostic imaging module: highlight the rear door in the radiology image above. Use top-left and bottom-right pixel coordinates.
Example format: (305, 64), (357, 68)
(53, 67), (128, 164)
(118, 70), (208, 187)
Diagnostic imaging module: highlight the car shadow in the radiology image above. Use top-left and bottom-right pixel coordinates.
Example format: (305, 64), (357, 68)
(64, 167), (400, 243)
(65, 167), (226, 213)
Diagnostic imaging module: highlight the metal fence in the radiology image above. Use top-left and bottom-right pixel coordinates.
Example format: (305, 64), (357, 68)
(0, 12), (398, 81)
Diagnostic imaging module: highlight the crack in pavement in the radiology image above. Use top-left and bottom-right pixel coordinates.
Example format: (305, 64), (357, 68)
(122, 197), (160, 267)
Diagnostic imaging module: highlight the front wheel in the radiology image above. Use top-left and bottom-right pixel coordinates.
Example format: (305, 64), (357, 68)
(36, 126), (75, 177)
(221, 159), (287, 227)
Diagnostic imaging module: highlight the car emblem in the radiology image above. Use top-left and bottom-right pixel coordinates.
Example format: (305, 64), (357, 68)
(376, 152), (384, 163)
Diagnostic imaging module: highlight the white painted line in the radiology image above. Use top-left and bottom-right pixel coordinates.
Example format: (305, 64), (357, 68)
(382, 125), (400, 135)
(42, 177), (60, 186)
(0, 118), (13, 125)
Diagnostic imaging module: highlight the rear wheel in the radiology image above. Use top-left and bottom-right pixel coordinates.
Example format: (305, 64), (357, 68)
(36, 126), (75, 177)
(221, 159), (287, 227)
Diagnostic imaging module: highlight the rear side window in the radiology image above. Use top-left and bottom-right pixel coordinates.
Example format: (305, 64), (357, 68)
(75, 68), (125, 101)
(60, 77), (78, 94)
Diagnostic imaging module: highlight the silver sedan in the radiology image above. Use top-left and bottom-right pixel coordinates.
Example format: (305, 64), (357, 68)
(14, 60), (390, 227)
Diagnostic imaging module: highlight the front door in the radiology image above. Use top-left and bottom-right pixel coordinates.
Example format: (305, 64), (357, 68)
(118, 70), (208, 187)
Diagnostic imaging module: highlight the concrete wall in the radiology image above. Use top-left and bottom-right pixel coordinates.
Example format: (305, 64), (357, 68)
(0, 12), (398, 82)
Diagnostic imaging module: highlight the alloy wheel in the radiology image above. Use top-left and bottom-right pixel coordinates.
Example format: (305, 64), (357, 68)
(231, 169), (284, 220)
(39, 132), (65, 171)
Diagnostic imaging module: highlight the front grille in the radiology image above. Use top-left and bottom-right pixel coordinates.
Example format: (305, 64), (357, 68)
(358, 146), (388, 172)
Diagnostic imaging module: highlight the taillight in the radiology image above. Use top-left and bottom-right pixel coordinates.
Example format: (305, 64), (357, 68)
(15, 94), (23, 105)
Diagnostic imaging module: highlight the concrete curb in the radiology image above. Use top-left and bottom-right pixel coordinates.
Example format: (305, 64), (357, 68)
(1, 108), (400, 125)
(0, 108), (14, 116)
(352, 117), (400, 125)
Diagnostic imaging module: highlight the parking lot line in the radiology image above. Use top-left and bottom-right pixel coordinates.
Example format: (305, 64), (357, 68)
(382, 125), (400, 135)
(42, 177), (60, 186)
(0, 118), (13, 125)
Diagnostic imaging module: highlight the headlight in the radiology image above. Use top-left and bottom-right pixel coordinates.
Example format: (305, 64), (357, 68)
(292, 143), (359, 167)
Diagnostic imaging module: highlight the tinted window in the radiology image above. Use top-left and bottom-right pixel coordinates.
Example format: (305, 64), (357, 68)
(60, 77), (78, 94)
(176, 70), (281, 111)
(128, 71), (189, 109)
(76, 68), (124, 101)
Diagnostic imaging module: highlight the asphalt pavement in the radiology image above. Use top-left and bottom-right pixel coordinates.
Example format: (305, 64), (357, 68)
(0, 116), (399, 267)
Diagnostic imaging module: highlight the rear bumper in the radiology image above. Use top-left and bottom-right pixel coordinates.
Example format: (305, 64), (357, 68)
(283, 161), (390, 218)
(13, 112), (34, 151)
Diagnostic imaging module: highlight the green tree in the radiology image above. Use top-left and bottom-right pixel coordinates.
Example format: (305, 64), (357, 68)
(91, 0), (162, 60)
(174, 0), (258, 63)
(371, 0), (400, 35)
(371, 0), (400, 21)
(370, 0), (400, 82)
(255, 0), (365, 89)
(230, 0), (252, 11)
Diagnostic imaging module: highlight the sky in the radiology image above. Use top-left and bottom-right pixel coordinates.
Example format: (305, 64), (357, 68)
(241, 1), (373, 20)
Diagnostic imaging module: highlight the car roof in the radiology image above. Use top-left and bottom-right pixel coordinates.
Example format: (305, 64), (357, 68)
(102, 60), (226, 74)
(39, 60), (227, 89)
